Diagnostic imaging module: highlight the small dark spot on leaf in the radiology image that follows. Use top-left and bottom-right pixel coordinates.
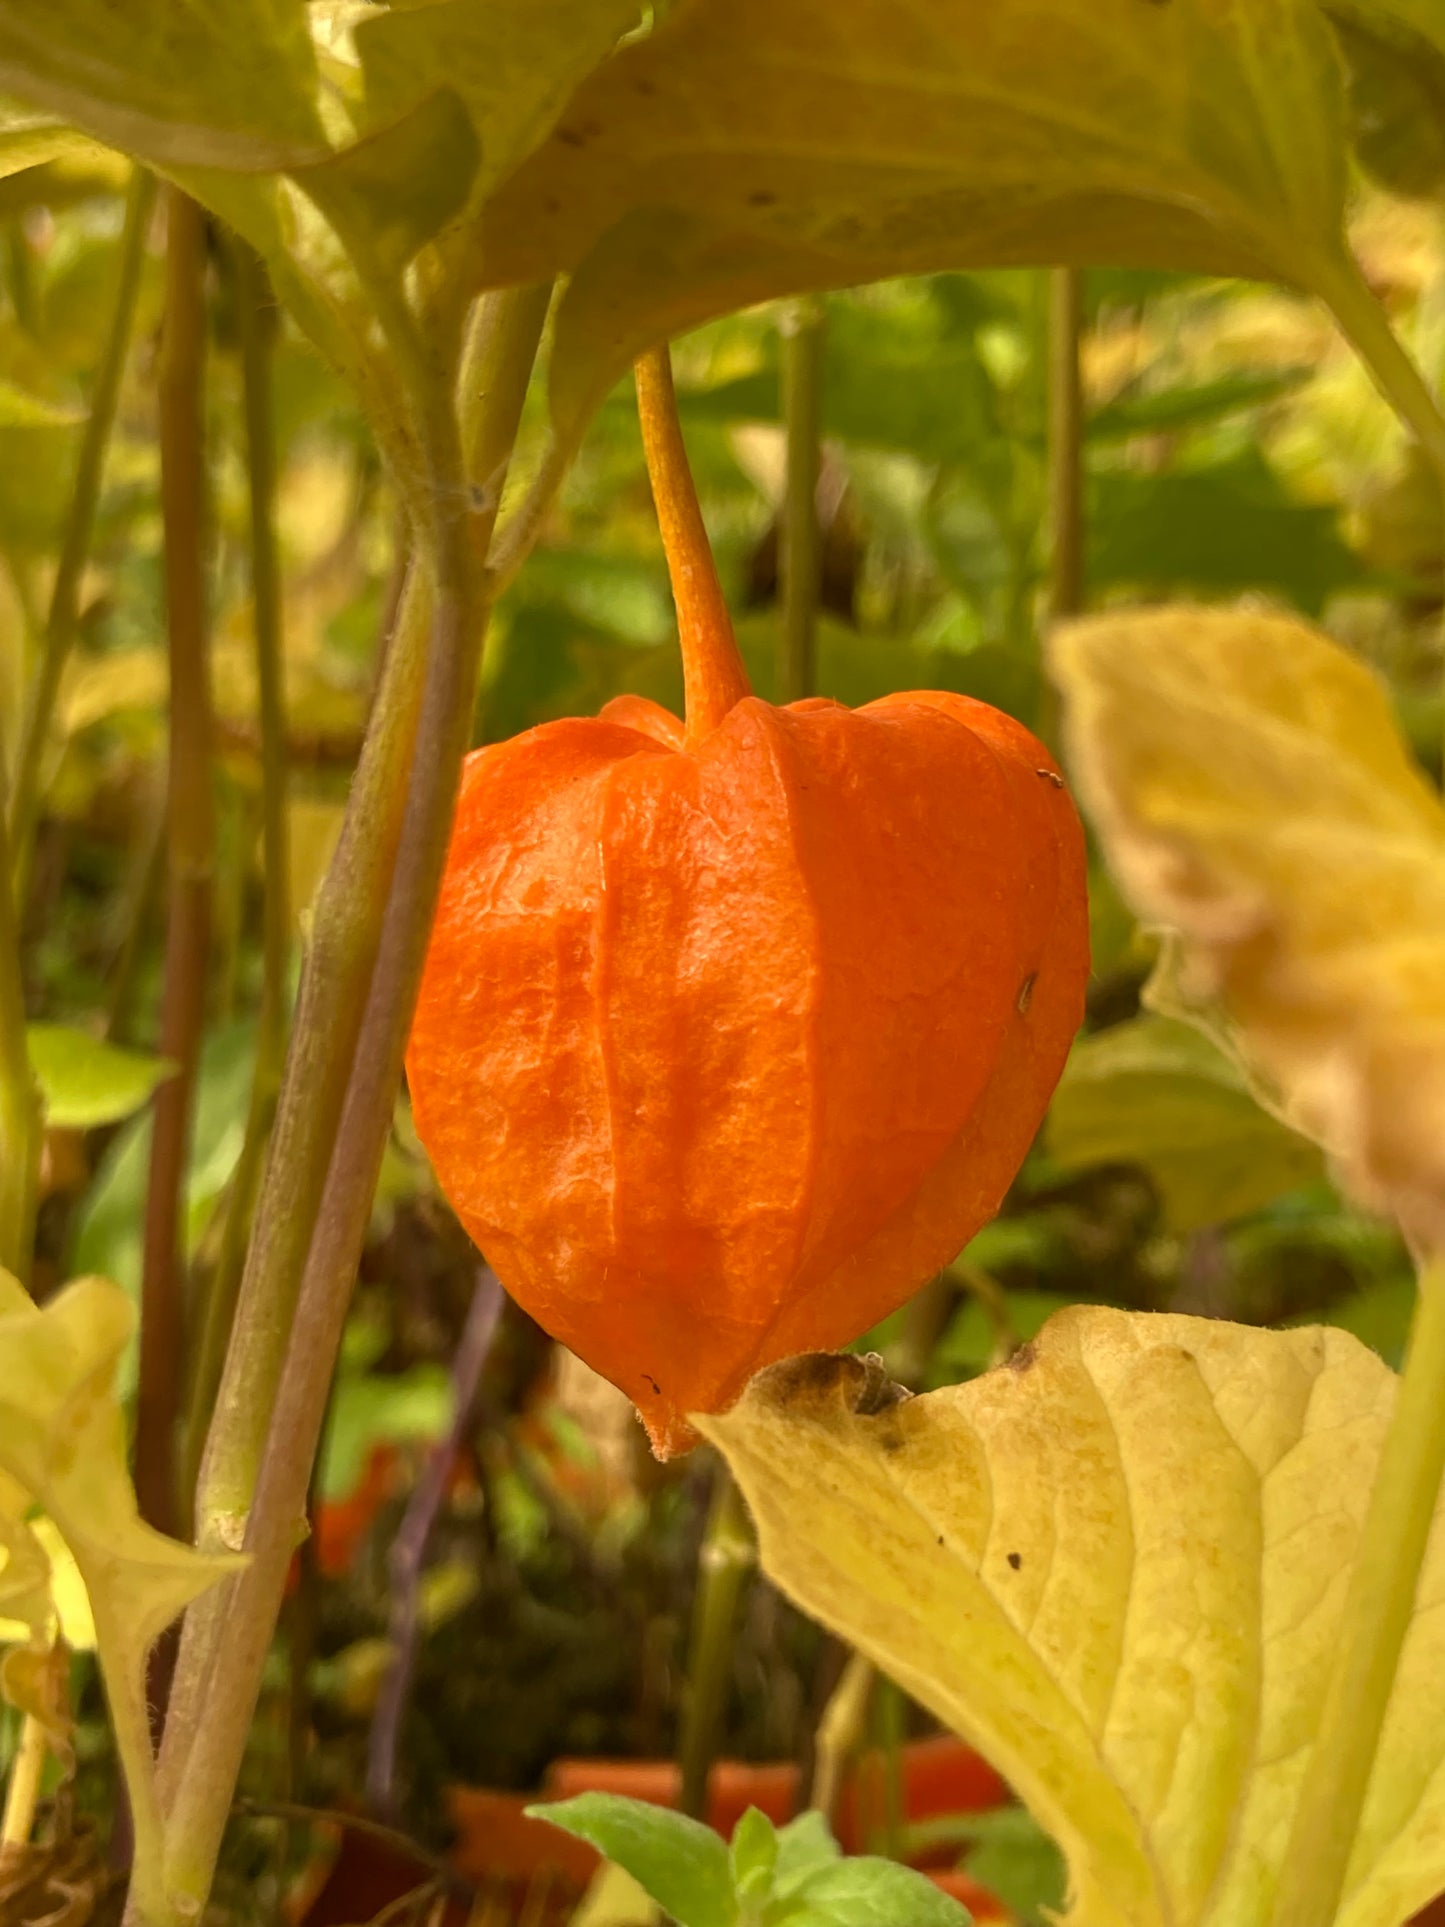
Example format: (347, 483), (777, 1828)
(748, 189), (779, 207)
(1017, 972), (1036, 1014)
(1008, 1341), (1037, 1374)
(755, 1350), (911, 1421)
(937, 1534), (945, 1547)
(1036, 768), (1066, 788)
(642, 1373), (661, 1396)
(557, 125), (585, 147)
(1007, 1551), (1022, 1570)
(635, 76), (657, 95)
(545, 196), (562, 215)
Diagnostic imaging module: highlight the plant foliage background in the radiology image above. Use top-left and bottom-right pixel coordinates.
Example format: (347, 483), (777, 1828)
(1, 2), (1445, 1923)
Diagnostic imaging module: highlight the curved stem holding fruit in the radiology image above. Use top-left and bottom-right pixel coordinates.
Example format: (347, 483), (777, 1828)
(635, 345), (751, 743)
(1274, 1254), (1445, 1927)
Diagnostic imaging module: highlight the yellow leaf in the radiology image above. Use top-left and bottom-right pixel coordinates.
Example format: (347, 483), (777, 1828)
(1049, 606), (1445, 1248)
(700, 1309), (1445, 1927)
(0, 1268), (240, 1868)
(475, 0), (1352, 433)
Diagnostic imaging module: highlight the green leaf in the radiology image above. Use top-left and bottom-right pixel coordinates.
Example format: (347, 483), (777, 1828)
(526, 1793), (737, 1927)
(1087, 368), (1313, 444)
(174, 169), (411, 470)
(0, 0), (327, 169)
(0, 104), (106, 180)
(1048, 1015), (1324, 1232)
(778, 1855), (970, 1927)
(352, 0), (641, 212)
(473, 0), (1352, 433)
(72, 1020), (258, 1345)
(320, 1363), (453, 1502)
(699, 1308), (1445, 1927)
(933, 1288), (1074, 1382)
(676, 299), (1000, 466)
(1325, 4), (1445, 199)
(771, 1812), (842, 1895)
(25, 1023), (173, 1130)
(959, 1810), (1066, 1925)
(1050, 605), (1445, 1253)
(293, 86), (480, 278)
(730, 1808), (779, 1900)
(1088, 452), (1366, 616)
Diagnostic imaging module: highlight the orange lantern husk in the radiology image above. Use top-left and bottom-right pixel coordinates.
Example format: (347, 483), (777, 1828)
(407, 348), (1090, 1457)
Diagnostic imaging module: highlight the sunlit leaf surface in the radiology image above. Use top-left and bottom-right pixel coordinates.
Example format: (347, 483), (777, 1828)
(474, 0), (1351, 429)
(702, 1308), (1445, 1927)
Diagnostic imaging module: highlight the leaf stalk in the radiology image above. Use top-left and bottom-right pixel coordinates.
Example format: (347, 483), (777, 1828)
(1273, 1256), (1445, 1927)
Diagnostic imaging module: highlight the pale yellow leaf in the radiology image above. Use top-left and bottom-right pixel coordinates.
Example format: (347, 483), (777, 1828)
(700, 1309), (1445, 1927)
(0, 1268), (240, 1854)
(1050, 606), (1445, 1250)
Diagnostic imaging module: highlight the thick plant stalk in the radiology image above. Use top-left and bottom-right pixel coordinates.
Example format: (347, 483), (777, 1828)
(141, 284), (548, 1927)
(677, 1472), (754, 1819)
(183, 239), (290, 1493)
(0, 801), (37, 1287)
(1047, 267), (1085, 624)
(635, 346), (750, 742)
(778, 297), (826, 704)
(155, 441), (474, 1927)
(1273, 1258), (1445, 1927)
(137, 186), (213, 1542)
(184, 283), (548, 1588)
(9, 169), (154, 908)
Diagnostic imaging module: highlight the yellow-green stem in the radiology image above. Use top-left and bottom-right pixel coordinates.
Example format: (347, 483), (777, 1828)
(9, 169), (154, 908)
(183, 238), (291, 1498)
(778, 297), (826, 705)
(872, 1676), (905, 1862)
(1273, 1256), (1445, 1927)
(0, 789), (38, 1287)
(678, 1470), (754, 1819)
(1322, 252), (1445, 490)
(1047, 266), (1085, 624)
(0, 1713), (46, 1855)
(810, 1651), (873, 1824)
